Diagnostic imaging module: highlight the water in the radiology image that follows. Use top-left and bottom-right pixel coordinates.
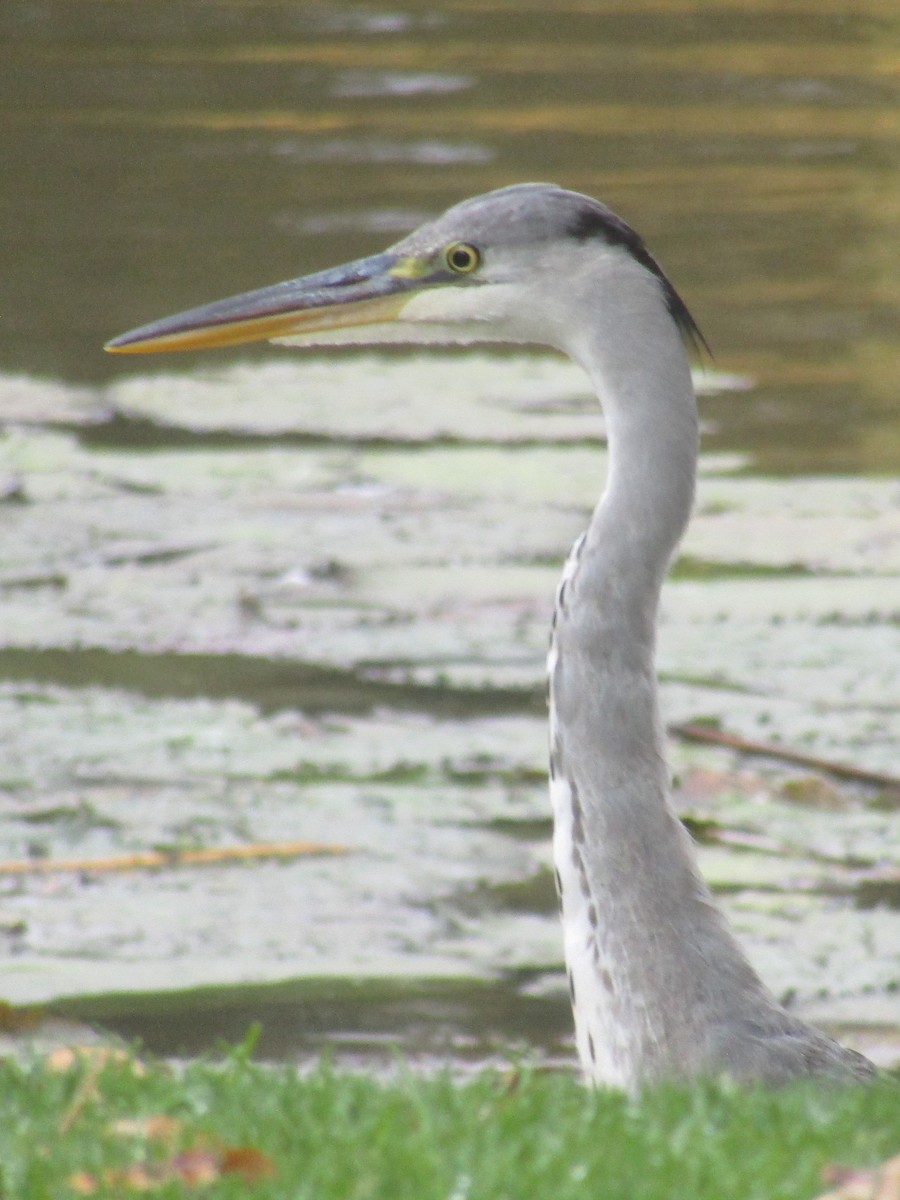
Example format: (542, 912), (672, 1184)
(4, 0), (899, 469)
(1, 0), (898, 1068)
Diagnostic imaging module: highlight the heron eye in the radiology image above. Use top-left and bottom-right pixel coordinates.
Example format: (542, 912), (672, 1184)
(444, 242), (481, 274)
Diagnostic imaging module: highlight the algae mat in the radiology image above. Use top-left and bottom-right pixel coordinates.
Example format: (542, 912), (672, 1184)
(0, 354), (897, 1064)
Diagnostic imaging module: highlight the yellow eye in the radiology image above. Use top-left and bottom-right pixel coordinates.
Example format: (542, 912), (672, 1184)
(444, 242), (481, 274)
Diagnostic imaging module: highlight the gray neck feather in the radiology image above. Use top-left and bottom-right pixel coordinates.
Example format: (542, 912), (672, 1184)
(549, 289), (777, 1087)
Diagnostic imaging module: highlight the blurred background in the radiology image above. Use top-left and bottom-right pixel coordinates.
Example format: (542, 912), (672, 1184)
(3, 0), (898, 470)
(1, 0), (898, 1067)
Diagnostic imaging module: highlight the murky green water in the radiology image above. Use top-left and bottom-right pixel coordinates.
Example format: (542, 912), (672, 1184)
(4, 0), (900, 470)
(1, 1), (898, 1068)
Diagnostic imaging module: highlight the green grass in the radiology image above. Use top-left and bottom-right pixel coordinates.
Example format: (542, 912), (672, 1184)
(0, 1046), (897, 1199)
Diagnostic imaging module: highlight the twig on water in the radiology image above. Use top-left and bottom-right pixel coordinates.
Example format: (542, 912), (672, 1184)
(0, 840), (348, 878)
(671, 722), (899, 793)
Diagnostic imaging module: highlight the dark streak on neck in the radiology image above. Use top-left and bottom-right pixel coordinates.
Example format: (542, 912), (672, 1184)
(567, 205), (710, 358)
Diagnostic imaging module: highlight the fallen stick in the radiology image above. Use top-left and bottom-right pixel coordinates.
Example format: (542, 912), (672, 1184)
(670, 722), (900, 791)
(0, 840), (348, 877)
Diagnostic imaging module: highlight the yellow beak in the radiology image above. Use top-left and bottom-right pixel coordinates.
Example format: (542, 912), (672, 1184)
(105, 252), (427, 354)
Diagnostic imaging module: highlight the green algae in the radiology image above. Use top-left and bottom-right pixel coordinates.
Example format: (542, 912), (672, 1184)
(0, 359), (896, 1066)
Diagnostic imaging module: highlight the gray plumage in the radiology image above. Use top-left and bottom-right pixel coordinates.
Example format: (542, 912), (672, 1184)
(107, 183), (876, 1090)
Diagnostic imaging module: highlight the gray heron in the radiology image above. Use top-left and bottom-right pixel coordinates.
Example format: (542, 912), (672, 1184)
(107, 183), (874, 1090)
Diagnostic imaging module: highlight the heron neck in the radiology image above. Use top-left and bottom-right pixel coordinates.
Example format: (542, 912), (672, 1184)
(573, 314), (698, 672)
(549, 316), (765, 1086)
(554, 319), (698, 853)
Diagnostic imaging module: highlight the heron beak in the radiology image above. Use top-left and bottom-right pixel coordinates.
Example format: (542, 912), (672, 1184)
(104, 252), (434, 354)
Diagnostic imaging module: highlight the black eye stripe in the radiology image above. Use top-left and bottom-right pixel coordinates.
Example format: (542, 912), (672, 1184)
(444, 242), (481, 273)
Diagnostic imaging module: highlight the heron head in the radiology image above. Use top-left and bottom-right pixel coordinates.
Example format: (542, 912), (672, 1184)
(105, 183), (702, 357)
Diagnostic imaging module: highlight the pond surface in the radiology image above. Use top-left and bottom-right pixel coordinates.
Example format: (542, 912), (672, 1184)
(0, 0), (898, 1069)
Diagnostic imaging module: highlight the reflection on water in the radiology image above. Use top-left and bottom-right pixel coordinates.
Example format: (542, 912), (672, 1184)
(1, 0), (898, 1067)
(52, 975), (575, 1070)
(1, 0), (898, 470)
